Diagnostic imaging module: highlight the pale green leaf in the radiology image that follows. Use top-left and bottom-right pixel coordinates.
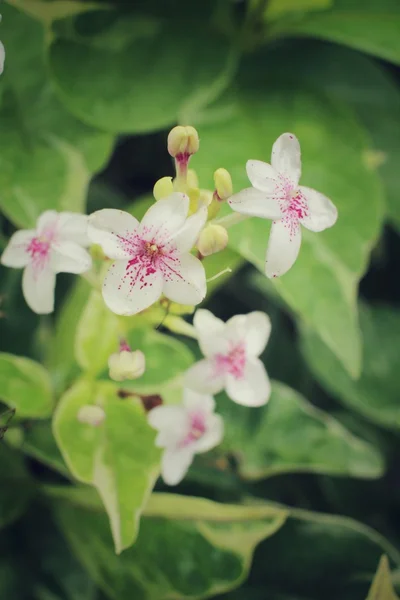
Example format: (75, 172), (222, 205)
(366, 555), (400, 600)
(265, 0), (332, 21)
(75, 290), (122, 376)
(0, 444), (32, 530)
(53, 379), (161, 553)
(219, 381), (384, 479)
(0, 352), (53, 418)
(300, 304), (400, 430)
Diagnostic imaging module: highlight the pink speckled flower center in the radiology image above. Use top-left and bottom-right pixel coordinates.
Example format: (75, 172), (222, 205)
(26, 231), (54, 270)
(181, 411), (206, 447)
(287, 190), (308, 220)
(215, 341), (246, 380)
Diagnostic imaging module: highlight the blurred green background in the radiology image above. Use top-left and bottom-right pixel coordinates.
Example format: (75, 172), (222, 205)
(1, 0), (400, 598)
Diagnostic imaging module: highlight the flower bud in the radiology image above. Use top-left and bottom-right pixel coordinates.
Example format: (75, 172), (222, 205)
(213, 168), (233, 201)
(187, 169), (199, 189)
(108, 350), (146, 382)
(77, 405), (105, 427)
(153, 176), (173, 201)
(168, 125), (199, 158)
(197, 224), (228, 257)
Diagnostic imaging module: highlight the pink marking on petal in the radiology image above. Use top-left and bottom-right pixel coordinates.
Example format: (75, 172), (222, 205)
(26, 224), (56, 273)
(214, 341), (246, 380)
(275, 175), (309, 240)
(180, 411), (206, 447)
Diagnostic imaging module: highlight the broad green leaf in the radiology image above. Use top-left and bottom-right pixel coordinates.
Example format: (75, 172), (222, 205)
(0, 353), (53, 417)
(218, 381), (384, 480)
(300, 305), (400, 430)
(193, 79), (384, 377)
(48, 10), (234, 133)
(0, 444), (33, 529)
(5, 0), (105, 25)
(51, 490), (287, 598)
(267, 0), (400, 66)
(265, 0), (332, 20)
(121, 327), (194, 390)
(367, 555), (400, 600)
(19, 421), (69, 476)
(53, 379), (161, 553)
(227, 506), (400, 600)
(0, 4), (114, 227)
(75, 289), (122, 376)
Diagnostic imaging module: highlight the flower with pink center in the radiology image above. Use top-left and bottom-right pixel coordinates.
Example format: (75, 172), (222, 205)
(87, 193), (207, 316)
(148, 388), (224, 485)
(0, 211), (92, 314)
(184, 309), (271, 407)
(228, 132), (338, 278)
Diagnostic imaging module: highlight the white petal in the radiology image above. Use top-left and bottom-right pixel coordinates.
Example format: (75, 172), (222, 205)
(58, 212), (91, 246)
(246, 160), (279, 192)
(0, 230), (35, 268)
(102, 259), (163, 316)
(265, 218), (301, 278)
(173, 205), (207, 253)
(243, 311), (271, 357)
(148, 405), (187, 447)
(193, 309), (226, 357)
(271, 133), (301, 186)
(50, 241), (92, 274)
(226, 358), (271, 407)
(193, 414), (224, 453)
(22, 264), (56, 314)
(88, 209), (139, 259)
(183, 384), (219, 412)
(161, 447), (194, 486)
(139, 193), (189, 243)
(162, 252), (206, 306)
(0, 41), (5, 75)
(185, 359), (225, 395)
(299, 186), (338, 232)
(228, 187), (282, 220)
(36, 211), (58, 234)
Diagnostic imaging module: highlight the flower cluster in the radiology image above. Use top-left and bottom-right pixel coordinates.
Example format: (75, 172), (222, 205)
(0, 127), (338, 486)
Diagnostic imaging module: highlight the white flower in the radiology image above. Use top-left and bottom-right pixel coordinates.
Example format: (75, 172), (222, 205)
(87, 193), (207, 316)
(108, 349), (145, 381)
(1, 211), (92, 314)
(0, 40), (5, 75)
(228, 133), (338, 278)
(185, 309), (271, 407)
(148, 389), (224, 486)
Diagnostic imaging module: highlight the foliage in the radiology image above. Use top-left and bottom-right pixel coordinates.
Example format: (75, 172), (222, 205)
(0, 0), (400, 598)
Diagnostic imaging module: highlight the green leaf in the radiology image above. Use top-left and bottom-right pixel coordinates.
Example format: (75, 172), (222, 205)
(268, 0), (400, 66)
(367, 555), (400, 600)
(0, 353), (53, 418)
(5, 0), (105, 25)
(75, 289), (122, 376)
(265, 0), (332, 20)
(0, 444), (33, 529)
(51, 490), (287, 598)
(0, 4), (114, 227)
(300, 305), (400, 430)
(193, 79), (384, 377)
(20, 421), (69, 476)
(48, 10), (234, 133)
(53, 379), (161, 553)
(219, 381), (384, 480)
(120, 327), (194, 391)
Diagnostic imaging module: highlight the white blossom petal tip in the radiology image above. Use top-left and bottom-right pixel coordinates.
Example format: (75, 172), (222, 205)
(148, 389), (223, 486)
(186, 308), (272, 406)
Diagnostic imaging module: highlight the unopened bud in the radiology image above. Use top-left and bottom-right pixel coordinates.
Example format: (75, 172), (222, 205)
(197, 224), (228, 257)
(168, 125), (199, 158)
(108, 350), (146, 382)
(153, 176), (173, 201)
(187, 169), (199, 189)
(188, 187), (200, 214)
(77, 405), (105, 427)
(207, 198), (222, 220)
(214, 168), (233, 200)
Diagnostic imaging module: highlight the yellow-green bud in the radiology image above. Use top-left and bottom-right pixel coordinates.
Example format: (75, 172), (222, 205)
(153, 176), (173, 201)
(108, 350), (146, 382)
(197, 224), (228, 257)
(213, 168), (233, 200)
(77, 405), (105, 427)
(168, 125), (199, 158)
(207, 198), (221, 220)
(188, 187), (200, 214)
(187, 169), (199, 189)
